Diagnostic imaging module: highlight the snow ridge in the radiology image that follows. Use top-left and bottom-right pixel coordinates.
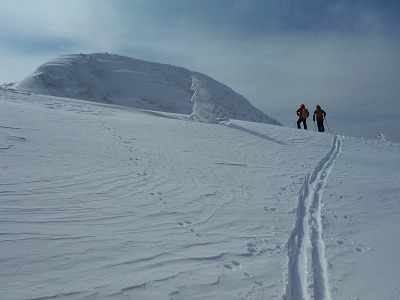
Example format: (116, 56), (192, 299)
(13, 53), (281, 126)
(285, 135), (342, 300)
(188, 74), (281, 125)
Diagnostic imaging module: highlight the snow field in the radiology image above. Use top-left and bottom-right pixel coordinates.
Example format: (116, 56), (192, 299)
(1, 90), (400, 299)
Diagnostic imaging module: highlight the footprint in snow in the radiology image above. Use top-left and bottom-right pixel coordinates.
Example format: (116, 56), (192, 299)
(177, 220), (192, 227)
(177, 220), (201, 236)
(190, 228), (201, 237)
(224, 264), (233, 270)
(231, 260), (241, 267)
(343, 215), (355, 223)
(262, 205), (276, 212)
(224, 261), (241, 270)
(355, 244), (374, 253)
(150, 192), (167, 204)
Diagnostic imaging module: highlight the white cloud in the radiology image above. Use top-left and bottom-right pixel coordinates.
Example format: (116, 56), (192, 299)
(0, 0), (125, 51)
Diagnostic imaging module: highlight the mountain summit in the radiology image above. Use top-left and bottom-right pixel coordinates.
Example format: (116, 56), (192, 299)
(14, 53), (281, 125)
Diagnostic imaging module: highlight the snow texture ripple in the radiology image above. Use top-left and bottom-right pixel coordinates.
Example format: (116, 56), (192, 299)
(1, 89), (400, 299)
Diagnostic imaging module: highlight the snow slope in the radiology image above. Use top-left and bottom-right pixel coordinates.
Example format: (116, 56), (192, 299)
(1, 89), (399, 300)
(13, 53), (281, 125)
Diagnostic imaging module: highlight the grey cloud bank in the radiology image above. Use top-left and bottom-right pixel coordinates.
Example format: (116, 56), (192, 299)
(1, 0), (399, 141)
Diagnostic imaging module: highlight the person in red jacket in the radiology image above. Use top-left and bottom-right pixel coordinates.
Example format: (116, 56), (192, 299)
(296, 104), (309, 130)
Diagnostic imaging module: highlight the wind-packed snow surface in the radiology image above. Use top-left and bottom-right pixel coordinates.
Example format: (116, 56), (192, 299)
(13, 53), (281, 126)
(1, 89), (400, 300)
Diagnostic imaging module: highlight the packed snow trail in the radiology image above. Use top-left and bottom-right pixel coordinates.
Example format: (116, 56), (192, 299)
(285, 135), (342, 300)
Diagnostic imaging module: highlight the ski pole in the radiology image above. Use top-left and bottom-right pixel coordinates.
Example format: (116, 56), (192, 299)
(324, 117), (331, 133)
(313, 120), (316, 131)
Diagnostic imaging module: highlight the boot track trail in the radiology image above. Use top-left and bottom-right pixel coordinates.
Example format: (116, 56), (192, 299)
(285, 135), (342, 300)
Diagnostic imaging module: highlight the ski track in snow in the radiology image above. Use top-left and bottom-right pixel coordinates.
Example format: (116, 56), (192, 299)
(285, 135), (342, 300)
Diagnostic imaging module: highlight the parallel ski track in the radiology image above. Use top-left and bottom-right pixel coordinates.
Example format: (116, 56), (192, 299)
(285, 135), (342, 300)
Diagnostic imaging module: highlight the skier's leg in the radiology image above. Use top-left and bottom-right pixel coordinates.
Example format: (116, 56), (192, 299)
(317, 120), (324, 132)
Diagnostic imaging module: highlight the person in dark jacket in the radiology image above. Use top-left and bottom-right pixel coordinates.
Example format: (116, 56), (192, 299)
(313, 105), (326, 132)
(296, 104), (309, 130)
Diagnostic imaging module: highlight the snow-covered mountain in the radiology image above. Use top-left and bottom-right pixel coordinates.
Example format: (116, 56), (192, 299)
(13, 53), (281, 125)
(1, 89), (399, 300)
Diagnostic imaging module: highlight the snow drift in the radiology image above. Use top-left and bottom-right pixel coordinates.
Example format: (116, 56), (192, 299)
(14, 53), (281, 125)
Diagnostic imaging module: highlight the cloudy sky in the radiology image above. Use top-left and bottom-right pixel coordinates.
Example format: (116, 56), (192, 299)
(1, 0), (400, 141)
